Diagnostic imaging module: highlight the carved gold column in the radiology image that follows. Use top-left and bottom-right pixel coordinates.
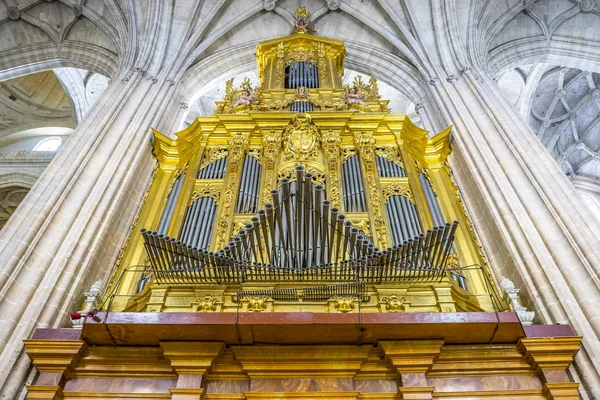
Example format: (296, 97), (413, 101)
(322, 130), (342, 209)
(352, 130), (388, 249)
(379, 340), (444, 400)
(519, 338), (581, 400)
(24, 339), (86, 399)
(213, 134), (249, 249)
(160, 342), (224, 400)
(260, 130), (282, 206)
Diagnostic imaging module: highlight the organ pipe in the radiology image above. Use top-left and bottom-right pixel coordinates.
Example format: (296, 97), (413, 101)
(197, 155), (228, 179)
(157, 173), (185, 235)
(342, 155), (367, 212)
(419, 172), (445, 227)
(286, 62), (320, 89)
(179, 196), (217, 249)
(236, 155), (262, 214)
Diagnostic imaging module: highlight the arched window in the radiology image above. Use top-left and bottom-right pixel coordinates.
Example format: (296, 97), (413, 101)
(32, 137), (63, 152)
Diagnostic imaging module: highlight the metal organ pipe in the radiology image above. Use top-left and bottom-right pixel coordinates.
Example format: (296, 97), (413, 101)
(158, 173), (185, 235)
(419, 172), (445, 227)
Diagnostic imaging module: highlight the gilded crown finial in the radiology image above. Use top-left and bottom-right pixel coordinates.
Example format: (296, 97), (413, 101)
(295, 6), (310, 18)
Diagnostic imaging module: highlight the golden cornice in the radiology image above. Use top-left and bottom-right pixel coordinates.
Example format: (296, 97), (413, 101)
(424, 126), (452, 168)
(151, 113), (438, 169)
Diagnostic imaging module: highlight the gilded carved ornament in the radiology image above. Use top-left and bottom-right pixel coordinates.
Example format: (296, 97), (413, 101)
(283, 113), (320, 161)
(191, 183), (221, 203)
(322, 130), (342, 207)
(261, 131), (283, 205)
(199, 148), (228, 171)
(216, 77), (261, 114)
(278, 165), (326, 186)
(332, 296), (356, 313)
(214, 135), (249, 248)
(375, 147), (404, 169)
(381, 295), (406, 312)
(245, 296), (270, 312)
(353, 131), (388, 249)
(382, 183), (414, 204)
(194, 295), (221, 312)
(340, 148), (357, 163)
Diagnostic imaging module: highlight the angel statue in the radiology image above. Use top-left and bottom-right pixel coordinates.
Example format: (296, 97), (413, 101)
(346, 87), (367, 106)
(293, 7), (315, 34)
(231, 89), (257, 109)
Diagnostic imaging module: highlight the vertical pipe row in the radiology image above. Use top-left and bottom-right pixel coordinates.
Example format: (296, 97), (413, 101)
(385, 195), (422, 245)
(419, 172), (445, 226)
(341, 155), (367, 212)
(197, 155), (229, 179)
(376, 155), (406, 177)
(179, 196), (218, 249)
(235, 155), (262, 214)
(157, 173), (185, 235)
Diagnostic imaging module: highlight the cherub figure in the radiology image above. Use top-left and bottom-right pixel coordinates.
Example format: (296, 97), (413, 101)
(295, 86), (309, 99)
(293, 7), (315, 34)
(231, 89), (256, 109)
(346, 87), (367, 106)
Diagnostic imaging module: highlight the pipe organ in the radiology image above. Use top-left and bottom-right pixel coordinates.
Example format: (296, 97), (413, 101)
(33, 11), (581, 400)
(107, 23), (500, 315)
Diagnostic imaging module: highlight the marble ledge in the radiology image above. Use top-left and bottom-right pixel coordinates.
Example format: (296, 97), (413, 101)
(26, 312), (577, 347)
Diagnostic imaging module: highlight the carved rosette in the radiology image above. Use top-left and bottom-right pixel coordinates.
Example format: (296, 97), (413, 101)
(353, 131), (388, 249)
(215, 135), (248, 248)
(322, 130), (342, 208)
(261, 131), (283, 205)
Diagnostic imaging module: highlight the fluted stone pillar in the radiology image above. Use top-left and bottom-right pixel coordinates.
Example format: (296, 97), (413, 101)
(0, 70), (182, 397)
(425, 67), (600, 397)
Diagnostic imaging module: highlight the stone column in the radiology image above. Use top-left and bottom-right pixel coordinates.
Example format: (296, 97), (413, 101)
(379, 340), (444, 399)
(0, 71), (182, 397)
(160, 342), (224, 400)
(426, 67), (600, 396)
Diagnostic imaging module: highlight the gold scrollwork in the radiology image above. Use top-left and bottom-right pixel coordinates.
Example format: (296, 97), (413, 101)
(261, 131), (283, 205)
(317, 42), (328, 87)
(195, 295), (221, 312)
(340, 148), (356, 163)
(191, 183), (221, 203)
(277, 165), (326, 186)
(276, 43), (285, 87)
(332, 296), (356, 313)
(247, 148), (262, 163)
(214, 135), (248, 248)
(381, 295), (406, 312)
(381, 183), (414, 204)
(200, 148), (228, 171)
(283, 113), (320, 161)
(353, 131), (388, 249)
(375, 147), (404, 169)
(347, 217), (370, 236)
(323, 130), (341, 208)
(245, 296), (269, 312)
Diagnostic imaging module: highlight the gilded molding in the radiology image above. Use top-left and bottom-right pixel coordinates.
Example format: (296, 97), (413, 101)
(353, 131), (388, 249)
(381, 183), (414, 204)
